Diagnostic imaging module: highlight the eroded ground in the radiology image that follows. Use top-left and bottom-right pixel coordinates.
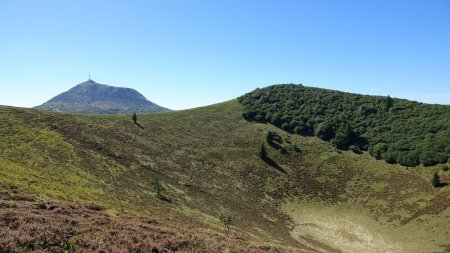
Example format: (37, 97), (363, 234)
(283, 201), (450, 253)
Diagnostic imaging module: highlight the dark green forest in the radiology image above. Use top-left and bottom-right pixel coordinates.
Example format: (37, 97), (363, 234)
(238, 84), (450, 166)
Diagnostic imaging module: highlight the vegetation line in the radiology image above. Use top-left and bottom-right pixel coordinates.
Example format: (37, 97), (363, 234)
(239, 84), (450, 166)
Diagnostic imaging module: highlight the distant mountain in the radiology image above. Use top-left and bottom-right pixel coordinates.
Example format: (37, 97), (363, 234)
(34, 79), (171, 114)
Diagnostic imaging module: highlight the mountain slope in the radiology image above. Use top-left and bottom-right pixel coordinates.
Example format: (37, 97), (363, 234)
(1, 96), (449, 252)
(239, 84), (450, 166)
(34, 80), (170, 114)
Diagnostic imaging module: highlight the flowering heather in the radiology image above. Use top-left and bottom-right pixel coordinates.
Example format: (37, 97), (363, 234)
(0, 195), (297, 253)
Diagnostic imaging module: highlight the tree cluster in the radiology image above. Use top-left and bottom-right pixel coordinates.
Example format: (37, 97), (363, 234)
(238, 84), (450, 166)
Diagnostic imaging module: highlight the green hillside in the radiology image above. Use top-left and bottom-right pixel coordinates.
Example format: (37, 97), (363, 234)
(239, 84), (450, 166)
(1, 98), (449, 252)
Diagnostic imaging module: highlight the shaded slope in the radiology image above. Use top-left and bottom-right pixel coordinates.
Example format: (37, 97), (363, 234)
(35, 80), (170, 114)
(1, 100), (449, 252)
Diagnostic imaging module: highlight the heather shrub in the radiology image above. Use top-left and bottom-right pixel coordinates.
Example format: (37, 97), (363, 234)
(0, 200), (17, 208)
(432, 172), (441, 188)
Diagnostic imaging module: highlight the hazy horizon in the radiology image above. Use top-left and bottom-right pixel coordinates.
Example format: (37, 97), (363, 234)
(1, 0), (449, 109)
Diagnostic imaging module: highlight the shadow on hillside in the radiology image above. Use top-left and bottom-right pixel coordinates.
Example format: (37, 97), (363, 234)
(262, 157), (286, 173)
(435, 182), (449, 188)
(134, 121), (145, 130)
(158, 196), (172, 203)
(266, 131), (289, 155)
(268, 141), (289, 155)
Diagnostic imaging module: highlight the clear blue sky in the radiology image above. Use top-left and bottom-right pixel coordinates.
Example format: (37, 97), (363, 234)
(1, 0), (449, 109)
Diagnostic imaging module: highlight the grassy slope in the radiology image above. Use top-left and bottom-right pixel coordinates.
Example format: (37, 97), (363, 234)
(0, 100), (449, 252)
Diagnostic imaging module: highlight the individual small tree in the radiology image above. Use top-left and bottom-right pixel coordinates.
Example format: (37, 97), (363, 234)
(387, 95), (394, 110)
(258, 143), (286, 172)
(219, 213), (233, 236)
(132, 112), (145, 129)
(152, 178), (166, 199)
(431, 172), (441, 188)
(266, 131), (274, 144)
(259, 143), (267, 160)
(267, 131), (282, 145)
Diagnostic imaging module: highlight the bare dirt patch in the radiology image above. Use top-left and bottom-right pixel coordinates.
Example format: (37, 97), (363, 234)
(282, 201), (450, 253)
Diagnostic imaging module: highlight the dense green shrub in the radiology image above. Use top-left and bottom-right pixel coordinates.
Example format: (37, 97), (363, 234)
(315, 122), (334, 141)
(369, 143), (387, 159)
(432, 172), (441, 187)
(396, 151), (420, 167)
(332, 125), (354, 149)
(419, 151), (448, 166)
(266, 131), (282, 145)
(238, 84), (450, 166)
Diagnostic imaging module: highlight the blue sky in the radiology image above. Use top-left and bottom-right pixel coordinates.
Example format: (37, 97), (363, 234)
(1, 0), (449, 109)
